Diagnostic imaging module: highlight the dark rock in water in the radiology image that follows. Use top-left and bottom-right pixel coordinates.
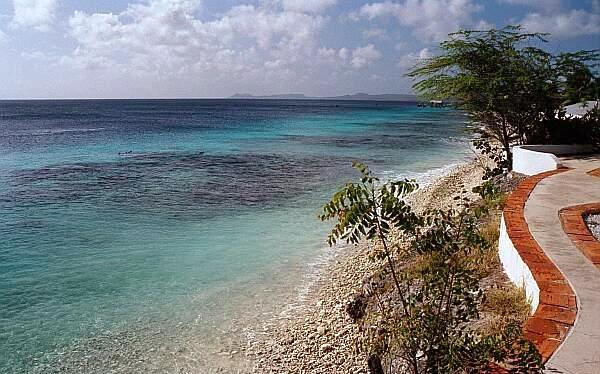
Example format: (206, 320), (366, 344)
(367, 354), (384, 374)
(345, 293), (367, 322)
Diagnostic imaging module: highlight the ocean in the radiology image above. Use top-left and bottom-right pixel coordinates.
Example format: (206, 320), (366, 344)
(0, 99), (472, 373)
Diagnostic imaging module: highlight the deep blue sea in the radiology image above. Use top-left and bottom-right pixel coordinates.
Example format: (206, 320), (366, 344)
(0, 99), (472, 373)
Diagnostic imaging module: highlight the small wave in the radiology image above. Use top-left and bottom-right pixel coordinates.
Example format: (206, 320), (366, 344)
(8, 128), (106, 136)
(379, 160), (469, 188)
(270, 160), (473, 324)
(440, 136), (471, 145)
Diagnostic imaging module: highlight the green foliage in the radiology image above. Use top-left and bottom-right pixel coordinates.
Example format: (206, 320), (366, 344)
(407, 25), (599, 172)
(321, 163), (542, 373)
(529, 103), (600, 146)
(473, 135), (510, 179)
(554, 51), (600, 106)
(320, 162), (419, 246)
(473, 179), (507, 212)
(320, 162), (419, 297)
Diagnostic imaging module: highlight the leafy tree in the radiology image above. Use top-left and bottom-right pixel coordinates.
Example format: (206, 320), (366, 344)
(320, 161), (419, 298)
(407, 25), (598, 172)
(554, 51), (599, 105)
(529, 103), (600, 146)
(320, 163), (542, 373)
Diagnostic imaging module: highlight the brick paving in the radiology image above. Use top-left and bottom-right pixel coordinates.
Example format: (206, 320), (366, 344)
(502, 168), (577, 363)
(560, 203), (600, 268)
(588, 167), (600, 177)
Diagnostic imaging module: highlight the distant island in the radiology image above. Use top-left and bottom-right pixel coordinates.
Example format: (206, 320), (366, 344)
(229, 92), (418, 102)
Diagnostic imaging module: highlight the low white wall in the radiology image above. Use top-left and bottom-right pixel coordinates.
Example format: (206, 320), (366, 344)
(513, 144), (596, 175)
(498, 216), (540, 312)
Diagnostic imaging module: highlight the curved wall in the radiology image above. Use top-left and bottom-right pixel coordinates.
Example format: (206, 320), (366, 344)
(513, 145), (596, 176)
(498, 168), (577, 362)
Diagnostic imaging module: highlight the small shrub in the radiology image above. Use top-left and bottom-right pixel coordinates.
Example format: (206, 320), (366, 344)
(321, 162), (542, 373)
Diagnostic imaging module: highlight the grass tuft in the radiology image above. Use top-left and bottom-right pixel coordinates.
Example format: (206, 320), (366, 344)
(479, 285), (531, 335)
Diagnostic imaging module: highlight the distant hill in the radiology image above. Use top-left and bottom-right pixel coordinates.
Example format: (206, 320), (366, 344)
(229, 92), (417, 102)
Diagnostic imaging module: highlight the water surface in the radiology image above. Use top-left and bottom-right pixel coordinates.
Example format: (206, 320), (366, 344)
(0, 99), (472, 372)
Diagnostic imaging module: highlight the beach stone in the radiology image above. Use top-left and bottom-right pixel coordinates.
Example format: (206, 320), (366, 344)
(345, 293), (368, 321)
(319, 344), (333, 353)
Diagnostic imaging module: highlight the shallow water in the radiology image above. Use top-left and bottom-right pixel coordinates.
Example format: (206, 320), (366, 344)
(0, 99), (472, 372)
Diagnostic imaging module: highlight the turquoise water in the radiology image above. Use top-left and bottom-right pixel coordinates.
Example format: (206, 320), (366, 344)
(0, 100), (472, 372)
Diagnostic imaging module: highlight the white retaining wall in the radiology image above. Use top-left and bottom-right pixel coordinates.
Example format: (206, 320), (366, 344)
(513, 145), (596, 175)
(498, 216), (540, 312)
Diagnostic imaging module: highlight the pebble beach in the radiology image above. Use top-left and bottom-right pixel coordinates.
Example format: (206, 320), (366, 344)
(247, 160), (487, 373)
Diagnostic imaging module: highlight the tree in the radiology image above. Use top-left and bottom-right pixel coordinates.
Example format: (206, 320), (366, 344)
(555, 51), (599, 105)
(407, 25), (598, 171)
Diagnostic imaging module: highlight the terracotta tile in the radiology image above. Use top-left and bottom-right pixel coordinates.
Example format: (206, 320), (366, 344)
(536, 282), (575, 295)
(523, 330), (545, 345)
(533, 272), (563, 283)
(587, 168), (600, 177)
(539, 292), (577, 308)
(536, 304), (577, 325)
(559, 202), (600, 269)
(539, 338), (562, 360)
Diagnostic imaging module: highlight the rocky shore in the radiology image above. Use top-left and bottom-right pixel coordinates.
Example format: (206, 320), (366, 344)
(247, 160), (487, 373)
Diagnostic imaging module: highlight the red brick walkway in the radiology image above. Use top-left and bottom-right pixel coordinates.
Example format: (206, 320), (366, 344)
(503, 168), (577, 362)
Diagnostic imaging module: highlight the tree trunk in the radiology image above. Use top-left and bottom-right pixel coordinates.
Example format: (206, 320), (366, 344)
(500, 119), (513, 172)
(505, 142), (513, 172)
(367, 354), (384, 374)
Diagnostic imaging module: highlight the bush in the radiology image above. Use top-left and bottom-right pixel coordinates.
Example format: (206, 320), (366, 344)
(321, 163), (542, 373)
(529, 105), (600, 146)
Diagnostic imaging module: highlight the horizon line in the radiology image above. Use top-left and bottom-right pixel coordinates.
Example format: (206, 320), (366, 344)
(0, 94), (417, 101)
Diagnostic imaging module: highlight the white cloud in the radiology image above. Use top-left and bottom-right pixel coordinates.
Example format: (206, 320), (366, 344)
(281, 0), (337, 13)
(62, 0), (330, 76)
(499, 0), (562, 10)
(56, 0), (392, 95)
(0, 29), (7, 43)
(315, 44), (382, 69)
(21, 50), (51, 60)
(357, 1), (398, 19)
(11, 0), (58, 31)
(353, 0), (485, 41)
(521, 8), (600, 38)
(362, 27), (387, 39)
(338, 47), (349, 60)
(351, 44), (382, 68)
(501, 0), (600, 38)
(397, 47), (432, 68)
(317, 47), (336, 58)
(394, 42), (405, 50)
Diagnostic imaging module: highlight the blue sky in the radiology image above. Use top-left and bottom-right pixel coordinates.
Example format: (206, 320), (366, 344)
(0, 0), (598, 99)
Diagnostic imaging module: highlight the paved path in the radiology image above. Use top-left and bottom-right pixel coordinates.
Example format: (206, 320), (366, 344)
(524, 156), (600, 373)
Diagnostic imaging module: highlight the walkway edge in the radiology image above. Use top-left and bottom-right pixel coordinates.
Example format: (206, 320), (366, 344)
(499, 168), (577, 363)
(559, 203), (600, 268)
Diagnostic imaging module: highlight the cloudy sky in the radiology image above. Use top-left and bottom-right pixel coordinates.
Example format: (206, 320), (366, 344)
(0, 0), (598, 99)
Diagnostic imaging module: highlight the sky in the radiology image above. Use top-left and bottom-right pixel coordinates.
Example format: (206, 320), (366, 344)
(0, 0), (598, 99)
